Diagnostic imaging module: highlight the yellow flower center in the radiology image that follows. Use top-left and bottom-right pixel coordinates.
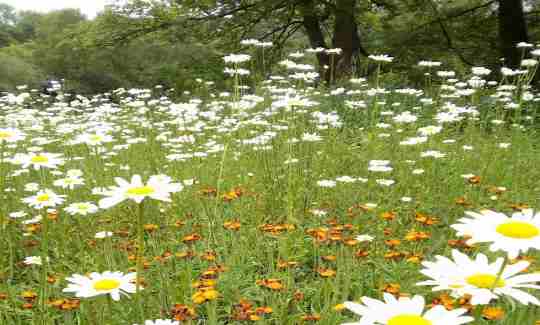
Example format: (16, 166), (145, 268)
(466, 273), (505, 289)
(388, 315), (432, 325)
(36, 194), (50, 202)
(93, 279), (121, 291)
(31, 155), (49, 163)
(0, 131), (13, 139)
(496, 221), (540, 239)
(90, 135), (103, 142)
(126, 186), (155, 196)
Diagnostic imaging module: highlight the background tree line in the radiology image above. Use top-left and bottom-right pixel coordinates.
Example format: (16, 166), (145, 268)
(0, 0), (538, 94)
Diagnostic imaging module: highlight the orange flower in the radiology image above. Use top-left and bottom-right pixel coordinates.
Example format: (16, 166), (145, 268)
(482, 307), (505, 320)
(182, 233), (201, 243)
(198, 187), (217, 196)
(301, 314), (321, 321)
(405, 230), (430, 241)
(317, 268), (336, 278)
(414, 212), (438, 225)
(509, 203), (529, 211)
(321, 255), (337, 262)
(201, 251), (217, 261)
(192, 279), (216, 289)
(380, 211), (396, 221)
(354, 250), (369, 258)
(21, 291), (37, 301)
(171, 304), (197, 321)
(467, 175), (481, 184)
(192, 288), (219, 304)
(256, 279), (284, 290)
(405, 252), (423, 263)
(223, 220), (241, 231)
(143, 224), (159, 232)
(334, 303), (345, 311)
(47, 298), (80, 311)
(277, 260), (300, 269)
(384, 239), (401, 247)
(260, 223), (295, 235)
(384, 251), (404, 260)
(381, 283), (400, 295)
(175, 251), (196, 259)
(455, 197), (472, 207)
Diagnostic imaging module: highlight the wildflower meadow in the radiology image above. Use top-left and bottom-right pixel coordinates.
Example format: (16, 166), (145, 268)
(1, 43), (540, 325)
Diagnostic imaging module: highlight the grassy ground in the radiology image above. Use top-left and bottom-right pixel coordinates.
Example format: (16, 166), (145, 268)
(0, 54), (540, 324)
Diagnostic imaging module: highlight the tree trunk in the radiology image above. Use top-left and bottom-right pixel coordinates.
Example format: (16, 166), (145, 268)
(498, 0), (528, 68)
(300, 0), (330, 82)
(332, 0), (357, 77)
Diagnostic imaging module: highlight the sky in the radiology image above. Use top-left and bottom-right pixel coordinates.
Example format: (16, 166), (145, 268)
(1, 0), (114, 19)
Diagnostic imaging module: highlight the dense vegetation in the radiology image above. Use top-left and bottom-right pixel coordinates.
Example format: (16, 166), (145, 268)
(0, 0), (539, 93)
(1, 1), (540, 325)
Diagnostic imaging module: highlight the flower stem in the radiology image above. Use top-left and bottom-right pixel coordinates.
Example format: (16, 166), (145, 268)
(135, 200), (145, 322)
(39, 208), (49, 324)
(491, 255), (509, 291)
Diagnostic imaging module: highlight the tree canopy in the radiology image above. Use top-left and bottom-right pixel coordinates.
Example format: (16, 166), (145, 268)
(0, 0), (538, 92)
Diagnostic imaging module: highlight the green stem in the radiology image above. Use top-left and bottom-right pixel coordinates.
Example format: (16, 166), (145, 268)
(491, 255), (509, 291)
(135, 201), (145, 323)
(39, 208), (49, 325)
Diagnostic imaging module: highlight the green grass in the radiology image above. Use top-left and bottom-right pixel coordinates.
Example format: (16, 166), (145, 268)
(0, 60), (540, 325)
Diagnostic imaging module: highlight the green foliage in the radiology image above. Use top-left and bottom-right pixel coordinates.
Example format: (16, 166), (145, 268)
(0, 0), (538, 92)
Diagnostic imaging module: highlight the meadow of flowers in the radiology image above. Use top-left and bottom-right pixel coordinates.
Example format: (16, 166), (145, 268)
(1, 42), (540, 325)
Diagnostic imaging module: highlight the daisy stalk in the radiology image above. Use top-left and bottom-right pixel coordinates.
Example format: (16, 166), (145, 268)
(490, 254), (509, 291)
(97, 174), (182, 322)
(135, 200), (145, 322)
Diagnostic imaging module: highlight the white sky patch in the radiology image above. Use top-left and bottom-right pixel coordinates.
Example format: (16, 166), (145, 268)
(1, 0), (115, 19)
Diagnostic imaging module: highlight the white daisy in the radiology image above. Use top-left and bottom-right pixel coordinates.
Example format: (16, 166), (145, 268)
(451, 209), (540, 258)
(0, 128), (25, 143)
(64, 202), (99, 216)
(417, 249), (540, 305)
(62, 271), (137, 301)
(356, 234), (374, 242)
(98, 174), (182, 209)
(22, 189), (66, 209)
(23, 256), (43, 265)
(95, 231), (114, 239)
(16, 152), (65, 170)
(74, 132), (114, 146)
(133, 320), (179, 325)
(342, 293), (473, 325)
(53, 177), (85, 190)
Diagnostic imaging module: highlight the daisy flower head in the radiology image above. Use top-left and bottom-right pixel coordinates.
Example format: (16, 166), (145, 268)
(75, 132), (114, 146)
(451, 209), (540, 258)
(64, 202), (99, 216)
(53, 176), (85, 190)
(342, 293), (473, 325)
(23, 189), (66, 209)
(95, 231), (113, 239)
(18, 152), (65, 170)
(62, 271), (136, 301)
(0, 128), (25, 143)
(98, 174), (182, 209)
(23, 256), (43, 265)
(223, 54), (251, 64)
(417, 249), (540, 305)
(133, 320), (179, 325)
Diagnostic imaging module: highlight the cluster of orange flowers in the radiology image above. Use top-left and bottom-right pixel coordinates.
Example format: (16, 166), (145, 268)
(256, 278), (284, 291)
(231, 299), (273, 321)
(259, 223), (295, 236)
(47, 298), (81, 311)
(191, 265), (226, 304)
(170, 304), (197, 321)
